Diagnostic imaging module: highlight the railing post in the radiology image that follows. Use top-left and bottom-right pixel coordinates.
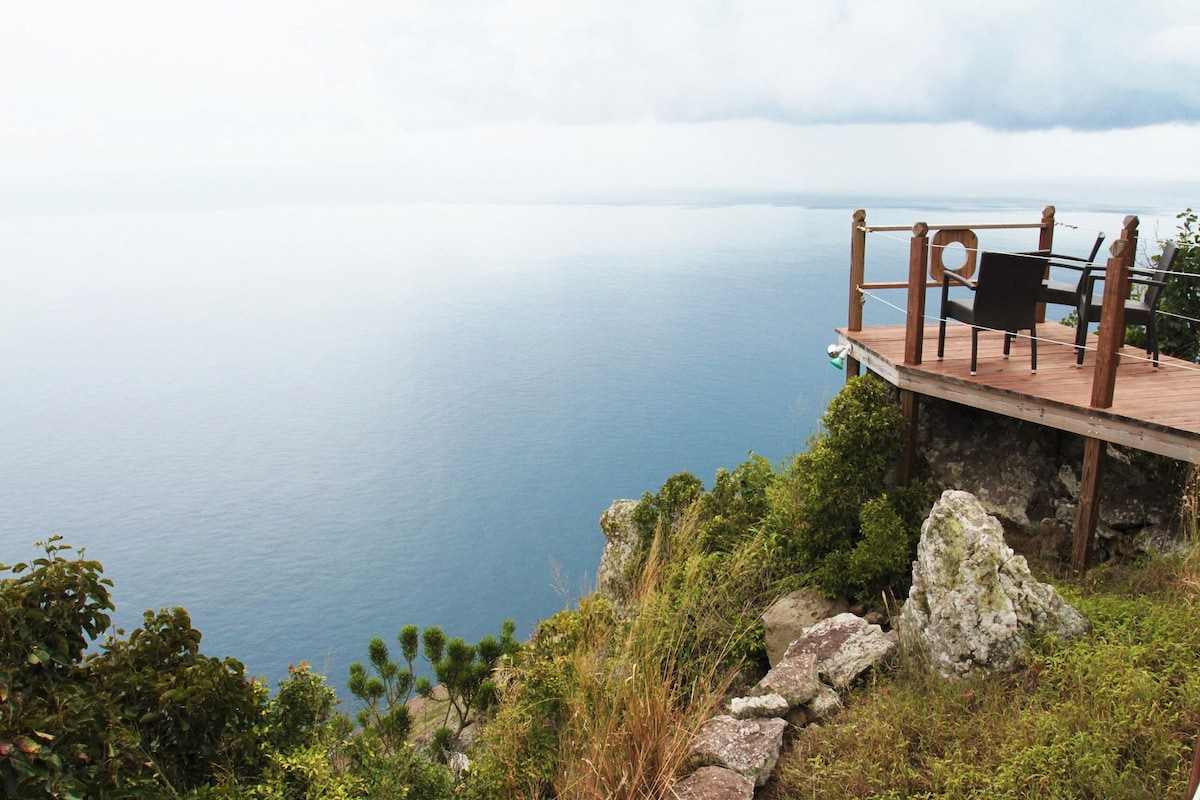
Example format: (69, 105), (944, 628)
(846, 209), (867, 377)
(1091, 217), (1138, 409)
(904, 222), (929, 366)
(1072, 217), (1138, 574)
(1036, 205), (1056, 323)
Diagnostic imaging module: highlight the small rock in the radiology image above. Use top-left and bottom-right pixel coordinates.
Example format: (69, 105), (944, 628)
(806, 684), (844, 722)
(672, 766), (755, 799)
(756, 651), (820, 707)
(689, 715), (787, 788)
(782, 613), (897, 687)
(729, 692), (789, 719)
(762, 588), (849, 666)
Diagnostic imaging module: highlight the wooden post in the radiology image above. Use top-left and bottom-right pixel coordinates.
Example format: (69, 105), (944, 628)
(1189, 734), (1200, 800)
(1071, 217), (1138, 574)
(1035, 205), (1055, 323)
(904, 222), (929, 366)
(898, 389), (920, 485)
(847, 209), (867, 378)
(1071, 437), (1106, 574)
(1091, 219), (1138, 409)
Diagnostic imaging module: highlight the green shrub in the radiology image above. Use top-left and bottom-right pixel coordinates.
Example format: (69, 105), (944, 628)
(1127, 208), (1200, 363)
(771, 374), (925, 600)
(1, 538), (267, 798)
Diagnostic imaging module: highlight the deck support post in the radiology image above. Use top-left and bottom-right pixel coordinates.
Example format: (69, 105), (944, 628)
(1035, 205), (1056, 323)
(1071, 437), (1106, 573)
(1071, 218), (1138, 574)
(846, 209), (867, 379)
(898, 389), (920, 485)
(904, 222), (929, 366)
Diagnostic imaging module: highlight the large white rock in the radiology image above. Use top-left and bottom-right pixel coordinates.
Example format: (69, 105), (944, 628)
(899, 490), (1091, 679)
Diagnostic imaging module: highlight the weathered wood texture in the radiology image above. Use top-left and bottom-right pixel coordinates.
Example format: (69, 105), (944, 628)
(838, 321), (1200, 464)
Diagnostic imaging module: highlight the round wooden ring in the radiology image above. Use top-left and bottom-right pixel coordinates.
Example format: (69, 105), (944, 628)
(929, 228), (978, 281)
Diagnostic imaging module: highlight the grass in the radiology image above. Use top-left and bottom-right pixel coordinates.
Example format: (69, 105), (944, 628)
(467, 506), (790, 799)
(764, 498), (1200, 800)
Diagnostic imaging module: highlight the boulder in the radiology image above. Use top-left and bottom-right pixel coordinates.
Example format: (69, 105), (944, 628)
(688, 715), (787, 788)
(781, 613), (897, 687)
(898, 490), (1091, 679)
(762, 588), (850, 666)
(755, 651), (820, 707)
(597, 499), (640, 621)
(672, 766), (755, 800)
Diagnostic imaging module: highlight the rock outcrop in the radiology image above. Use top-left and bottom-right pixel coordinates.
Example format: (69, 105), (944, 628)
(918, 397), (1186, 562)
(898, 490), (1091, 678)
(597, 499), (640, 621)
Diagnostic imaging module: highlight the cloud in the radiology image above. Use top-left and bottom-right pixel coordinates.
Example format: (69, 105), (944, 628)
(1, 0), (1198, 190)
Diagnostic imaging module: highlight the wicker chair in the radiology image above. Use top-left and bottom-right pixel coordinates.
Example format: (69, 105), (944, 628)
(938, 251), (1049, 376)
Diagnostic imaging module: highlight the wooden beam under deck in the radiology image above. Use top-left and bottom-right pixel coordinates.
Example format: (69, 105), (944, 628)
(838, 321), (1200, 464)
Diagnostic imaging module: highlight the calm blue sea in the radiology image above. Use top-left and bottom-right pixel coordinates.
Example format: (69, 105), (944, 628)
(0, 197), (1185, 697)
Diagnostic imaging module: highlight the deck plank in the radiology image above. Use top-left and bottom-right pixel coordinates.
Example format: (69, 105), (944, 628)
(838, 321), (1200, 463)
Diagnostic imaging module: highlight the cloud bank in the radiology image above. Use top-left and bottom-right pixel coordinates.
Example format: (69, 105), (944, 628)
(2, 1), (1198, 204)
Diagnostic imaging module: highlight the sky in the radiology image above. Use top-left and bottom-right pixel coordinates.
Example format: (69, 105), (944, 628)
(3, 1), (1200, 210)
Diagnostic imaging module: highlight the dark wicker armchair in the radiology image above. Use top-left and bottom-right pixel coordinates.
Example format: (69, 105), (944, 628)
(1075, 240), (1180, 368)
(938, 251), (1049, 376)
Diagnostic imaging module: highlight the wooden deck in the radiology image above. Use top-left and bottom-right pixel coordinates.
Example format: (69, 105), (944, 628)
(838, 320), (1200, 464)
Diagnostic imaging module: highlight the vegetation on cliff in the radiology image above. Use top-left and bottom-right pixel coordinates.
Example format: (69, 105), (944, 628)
(4, 214), (1200, 798)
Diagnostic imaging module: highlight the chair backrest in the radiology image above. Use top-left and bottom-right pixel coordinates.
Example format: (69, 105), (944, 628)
(1086, 232), (1106, 263)
(1141, 241), (1179, 309)
(972, 251), (1048, 330)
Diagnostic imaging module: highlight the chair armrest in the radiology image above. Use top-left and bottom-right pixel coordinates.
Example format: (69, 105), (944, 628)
(943, 270), (976, 289)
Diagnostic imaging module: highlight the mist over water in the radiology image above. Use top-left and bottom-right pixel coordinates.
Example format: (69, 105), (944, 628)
(0, 197), (1183, 694)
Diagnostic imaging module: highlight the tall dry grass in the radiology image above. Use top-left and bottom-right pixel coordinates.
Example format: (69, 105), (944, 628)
(551, 511), (746, 799)
(471, 505), (788, 799)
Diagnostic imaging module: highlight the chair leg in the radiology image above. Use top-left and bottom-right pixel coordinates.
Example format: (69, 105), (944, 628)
(1148, 322), (1159, 369)
(1030, 325), (1037, 374)
(938, 318), (947, 359)
(1003, 332), (1012, 358)
(970, 328), (979, 376)
(1075, 318), (1087, 367)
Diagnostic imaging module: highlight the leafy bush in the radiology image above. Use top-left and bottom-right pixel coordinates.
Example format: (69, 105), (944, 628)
(772, 374), (925, 600)
(1147, 207), (1200, 363)
(1, 538), (266, 798)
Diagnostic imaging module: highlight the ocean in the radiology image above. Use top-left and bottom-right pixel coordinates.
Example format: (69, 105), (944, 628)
(0, 196), (1185, 696)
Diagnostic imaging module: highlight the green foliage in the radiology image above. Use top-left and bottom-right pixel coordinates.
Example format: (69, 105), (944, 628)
(350, 619), (520, 755)
(1148, 208), (1200, 363)
(696, 454), (777, 553)
(467, 597), (615, 797)
(0, 537), (121, 799)
(96, 607), (265, 792)
(263, 662), (339, 754)
(1, 538), (267, 798)
(772, 374), (925, 600)
(631, 471), (705, 549)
